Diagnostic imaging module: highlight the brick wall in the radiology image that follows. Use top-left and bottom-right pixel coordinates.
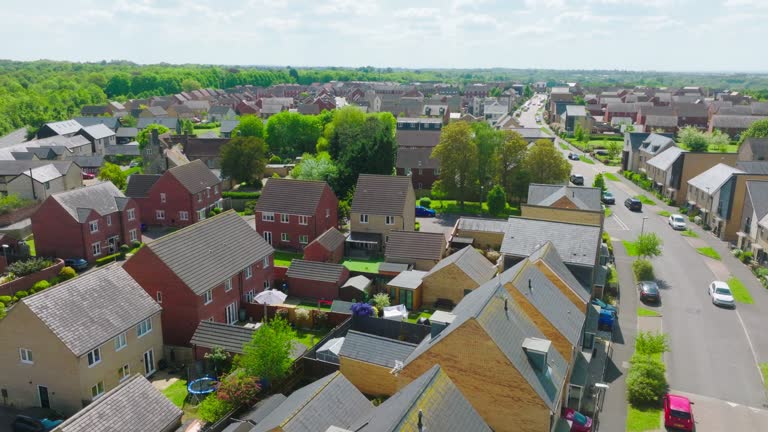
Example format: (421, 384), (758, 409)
(0, 259), (64, 297)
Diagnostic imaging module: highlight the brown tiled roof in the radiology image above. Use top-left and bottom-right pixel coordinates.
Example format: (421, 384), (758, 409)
(396, 147), (439, 169)
(167, 159), (220, 194)
(396, 130), (441, 148)
(255, 178), (332, 215)
(310, 227), (346, 252)
(385, 230), (446, 261)
(351, 174), (412, 216)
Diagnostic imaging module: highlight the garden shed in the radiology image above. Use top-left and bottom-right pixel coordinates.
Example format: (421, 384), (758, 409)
(316, 337), (345, 364)
(340, 275), (371, 302)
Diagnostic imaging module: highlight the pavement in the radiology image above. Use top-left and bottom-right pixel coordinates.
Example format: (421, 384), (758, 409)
(416, 214), (458, 241)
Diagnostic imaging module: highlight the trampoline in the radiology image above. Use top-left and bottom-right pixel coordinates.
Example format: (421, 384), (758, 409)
(188, 376), (219, 403)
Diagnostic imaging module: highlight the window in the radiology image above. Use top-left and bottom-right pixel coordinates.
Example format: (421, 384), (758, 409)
(136, 318), (152, 337)
(91, 382), (105, 400)
(156, 290), (163, 303)
(298, 215), (308, 225)
(418, 168), (423, 175)
(106, 215), (112, 226)
(206, 189), (210, 198)
(19, 348), (33, 364)
(197, 209), (206, 221)
(114, 333), (127, 351)
(244, 265), (253, 279)
(405, 168), (412, 176)
(146, 146), (152, 155)
(281, 213), (290, 223)
(117, 364), (130, 382)
(156, 210), (165, 220)
(263, 280), (271, 290)
(179, 211), (189, 221)
(262, 212), (275, 222)
(245, 290), (255, 303)
(326, 208), (330, 218)
(198, 193), (202, 202)
(385, 216), (395, 225)
(299, 235), (309, 244)
(262, 257), (269, 268)
(203, 289), (213, 304)
(129, 229), (138, 242)
(281, 233), (289, 242)
(225, 302), (238, 325)
(92, 242), (102, 257)
(224, 278), (232, 292)
(87, 348), (102, 367)
(214, 185), (219, 195)
(360, 214), (369, 224)
(583, 332), (596, 351)
(89, 220), (99, 233)
(127, 208), (135, 221)
(434, 167), (441, 175)
(160, 193), (166, 203)
(44, 182), (50, 190)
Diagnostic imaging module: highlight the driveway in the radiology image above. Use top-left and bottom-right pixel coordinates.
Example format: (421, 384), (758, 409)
(417, 214), (458, 241)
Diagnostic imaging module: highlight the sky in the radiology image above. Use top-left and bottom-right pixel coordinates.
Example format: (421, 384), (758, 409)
(2, 0), (767, 72)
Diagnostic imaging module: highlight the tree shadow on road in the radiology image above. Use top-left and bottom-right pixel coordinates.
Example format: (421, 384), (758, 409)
(656, 279), (671, 290)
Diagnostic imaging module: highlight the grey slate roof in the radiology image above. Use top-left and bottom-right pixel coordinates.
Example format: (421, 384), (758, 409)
(145, 211), (273, 295)
(688, 163), (743, 193)
(645, 114), (678, 127)
(351, 174), (412, 216)
(532, 242), (591, 303)
(51, 182), (127, 223)
(501, 217), (601, 267)
(137, 117), (178, 130)
(712, 115), (768, 129)
(24, 164), (63, 183)
(338, 330), (417, 367)
(737, 161), (768, 175)
(405, 261), (567, 411)
(287, 260), (347, 283)
(53, 374), (181, 432)
(425, 246), (496, 285)
(104, 143), (140, 156)
(310, 227), (346, 252)
(353, 365), (491, 432)
(74, 117), (121, 130)
(116, 127), (138, 138)
(23, 264), (161, 356)
(255, 178), (331, 215)
(456, 217), (508, 233)
(396, 130), (441, 148)
(565, 105), (587, 117)
(190, 321), (257, 354)
(239, 394), (288, 425)
(80, 124), (115, 140)
(646, 146), (684, 171)
(43, 120), (83, 136)
(395, 147), (439, 169)
(745, 181), (768, 221)
(124, 174), (161, 198)
(0, 160), (73, 176)
(387, 270), (427, 289)
(221, 120), (240, 134)
(385, 231), (445, 261)
(527, 184), (602, 211)
(743, 138), (768, 160)
(69, 155), (104, 169)
(167, 159), (220, 194)
(251, 372), (372, 432)
(640, 133), (676, 155)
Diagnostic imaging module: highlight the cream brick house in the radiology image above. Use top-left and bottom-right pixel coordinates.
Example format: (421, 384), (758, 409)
(348, 174), (415, 252)
(0, 264), (163, 415)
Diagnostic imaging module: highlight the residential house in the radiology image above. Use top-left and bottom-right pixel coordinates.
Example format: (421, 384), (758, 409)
(286, 259), (350, 300)
(208, 105), (236, 122)
(644, 115), (679, 133)
(395, 147), (439, 191)
(51, 375), (181, 432)
(79, 105), (110, 117)
(124, 159), (222, 227)
(674, 103), (709, 129)
(710, 115), (768, 138)
(0, 160), (82, 201)
(419, 246), (497, 307)
(348, 174), (415, 252)
(0, 265), (163, 415)
(36, 120), (83, 139)
(522, 184), (603, 226)
(622, 132), (675, 172)
(638, 133), (677, 173)
(736, 180), (768, 262)
(116, 127), (138, 145)
(177, 136), (230, 169)
(78, 124), (116, 154)
(138, 106), (168, 118)
(449, 217), (508, 250)
(31, 182), (141, 262)
(137, 117), (179, 133)
(73, 117), (121, 130)
(646, 149), (738, 205)
(636, 105), (675, 125)
(561, 105), (593, 133)
(646, 146), (685, 199)
(303, 227), (346, 264)
(69, 155), (104, 176)
(396, 117), (443, 131)
(189, 320), (258, 361)
(384, 230), (446, 270)
(548, 93), (574, 123)
(737, 138), (768, 162)
(122, 211), (274, 350)
(396, 130), (441, 150)
(254, 179), (338, 250)
(604, 103), (648, 123)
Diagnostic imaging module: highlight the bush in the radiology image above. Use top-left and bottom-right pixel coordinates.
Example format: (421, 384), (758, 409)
(269, 155), (282, 164)
(48, 276), (61, 286)
(314, 310), (328, 329)
(7, 258), (53, 277)
(485, 250), (501, 263)
(635, 331), (670, 356)
(14, 290), (29, 299)
(419, 197), (431, 208)
(372, 292), (391, 310)
(740, 251), (753, 264)
(275, 308), (289, 320)
(222, 191), (261, 199)
(217, 370), (261, 407)
(627, 357), (668, 405)
(131, 240), (142, 248)
(31, 280), (50, 293)
(243, 200), (258, 216)
(632, 259), (654, 281)
(197, 393), (234, 423)
(95, 253), (122, 266)
(294, 308), (310, 321)
(119, 244), (131, 253)
(58, 266), (76, 281)
(0, 295), (11, 305)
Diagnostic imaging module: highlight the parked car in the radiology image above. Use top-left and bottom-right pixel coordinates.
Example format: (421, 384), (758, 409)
(64, 258), (88, 271)
(591, 298), (618, 315)
(562, 408), (592, 432)
(668, 214), (687, 230)
(602, 191), (615, 204)
(638, 281), (660, 304)
(415, 206), (436, 217)
(570, 174), (584, 185)
(598, 308), (616, 331)
(568, 152), (580, 161)
(12, 408), (63, 432)
(708, 280), (735, 308)
(663, 394), (695, 431)
(81, 171), (95, 180)
(624, 197), (642, 211)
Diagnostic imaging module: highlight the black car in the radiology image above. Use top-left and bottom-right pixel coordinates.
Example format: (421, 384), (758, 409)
(624, 197), (642, 211)
(568, 152), (580, 161)
(64, 258), (88, 271)
(570, 174), (584, 185)
(638, 281), (660, 304)
(12, 408), (63, 432)
(602, 191), (615, 205)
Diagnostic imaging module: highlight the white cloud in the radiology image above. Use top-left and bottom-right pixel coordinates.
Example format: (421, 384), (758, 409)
(394, 7), (441, 18)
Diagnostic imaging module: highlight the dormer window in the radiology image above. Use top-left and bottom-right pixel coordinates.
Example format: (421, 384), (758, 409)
(522, 337), (551, 372)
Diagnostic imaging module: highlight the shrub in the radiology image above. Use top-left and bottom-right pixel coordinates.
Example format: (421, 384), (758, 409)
(632, 259), (654, 281)
(14, 290), (29, 299)
(635, 331), (670, 356)
(7, 258), (53, 277)
(31, 280), (50, 293)
(275, 308), (289, 320)
(197, 393), (234, 423)
(627, 357), (667, 405)
(0, 295), (11, 305)
(217, 370), (261, 407)
(314, 310), (328, 329)
(243, 200), (258, 216)
(48, 276), (61, 286)
(740, 251), (753, 264)
(269, 155), (282, 164)
(222, 191), (261, 199)
(119, 244), (131, 253)
(131, 240), (142, 249)
(95, 253), (122, 266)
(351, 302), (375, 317)
(485, 250), (501, 263)
(680, 207), (688, 215)
(419, 197), (431, 208)
(294, 308), (310, 321)
(372, 292), (391, 310)
(57, 266), (76, 280)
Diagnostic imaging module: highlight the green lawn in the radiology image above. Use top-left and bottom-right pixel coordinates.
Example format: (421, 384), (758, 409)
(604, 172), (621, 181)
(558, 142), (570, 151)
(678, 142), (739, 153)
(274, 251), (302, 267)
(579, 155), (595, 164)
(622, 240), (639, 257)
(124, 166), (143, 176)
(162, 379), (188, 408)
(406, 311), (433, 324)
(727, 276), (754, 304)
(696, 247), (721, 260)
(193, 127), (221, 137)
(295, 329), (330, 348)
(760, 363), (768, 391)
(298, 301), (331, 311)
(429, 200), (520, 217)
(657, 210), (671, 217)
(626, 404), (662, 431)
(604, 207), (612, 217)
(638, 307), (661, 317)
(681, 229), (699, 238)
(634, 194), (656, 205)
(342, 257), (384, 273)
(25, 238), (36, 256)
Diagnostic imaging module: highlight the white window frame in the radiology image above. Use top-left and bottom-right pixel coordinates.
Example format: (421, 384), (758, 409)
(129, 229), (138, 242)
(280, 213), (290, 224)
(245, 290), (255, 303)
(434, 167), (441, 175)
(224, 278), (232, 292)
(179, 211), (189, 221)
(298, 215), (308, 225)
(89, 220), (99, 233)
(326, 208), (330, 218)
(281, 233), (289, 242)
(360, 214), (369, 224)
(118, 364), (130, 382)
(263, 256), (269, 268)
(87, 348), (102, 367)
(263, 280), (271, 290)
(156, 290), (163, 303)
(299, 235), (309, 244)
(203, 289), (213, 304)
(214, 185), (219, 195)
(106, 215), (112, 226)
(137, 317), (152, 338)
(206, 189), (210, 198)
(127, 208), (135, 221)
(198, 193), (202, 202)
(385, 215), (395, 225)
(114, 333), (127, 351)
(160, 192), (166, 203)
(92, 242), (101, 257)
(156, 210), (165, 220)
(197, 209), (206, 221)
(19, 348), (33, 364)
(244, 265), (253, 279)
(262, 212), (275, 222)
(91, 381), (105, 400)
(225, 302), (238, 325)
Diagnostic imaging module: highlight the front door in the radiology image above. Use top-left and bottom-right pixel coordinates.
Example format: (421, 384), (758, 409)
(38, 385), (50, 409)
(264, 231), (272, 245)
(403, 289), (413, 310)
(143, 349), (155, 376)
(108, 237), (117, 254)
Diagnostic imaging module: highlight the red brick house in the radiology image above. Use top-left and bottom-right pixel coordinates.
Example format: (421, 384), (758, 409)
(125, 160), (223, 227)
(396, 147), (440, 191)
(31, 182), (141, 263)
(123, 211), (274, 347)
(286, 259), (350, 300)
(254, 179), (338, 251)
(303, 227), (346, 264)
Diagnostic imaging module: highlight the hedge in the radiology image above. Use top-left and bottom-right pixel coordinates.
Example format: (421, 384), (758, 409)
(7, 258), (53, 277)
(222, 191), (261, 199)
(633, 259), (655, 281)
(95, 253), (122, 266)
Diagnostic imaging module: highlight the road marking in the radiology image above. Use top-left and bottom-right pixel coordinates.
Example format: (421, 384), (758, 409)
(735, 308), (764, 386)
(611, 214), (630, 231)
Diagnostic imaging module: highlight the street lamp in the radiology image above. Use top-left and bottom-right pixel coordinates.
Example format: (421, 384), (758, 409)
(641, 216), (649, 236)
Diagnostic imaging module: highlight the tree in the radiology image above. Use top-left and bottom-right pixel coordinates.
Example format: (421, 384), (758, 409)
(486, 185), (507, 215)
(635, 233), (663, 259)
(523, 85), (533, 98)
(220, 136), (268, 185)
(524, 140), (571, 184)
(136, 124), (169, 150)
(204, 346), (231, 377)
(709, 129), (730, 152)
(494, 131), (528, 202)
(472, 122), (505, 195)
(181, 119), (194, 135)
(181, 78), (202, 92)
(738, 118), (768, 145)
(98, 162), (127, 189)
(238, 317), (295, 381)
(290, 152), (338, 184)
(627, 356), (667, 406)
(678, 126), (709, 152)
(432, 122), (478, 209)
(372, 293), (391, 310)
(593, 173), (606, 192)
(121, 115), (137, 127)
(266, 111), (322, 157)
(574, 124), (584, 142)
(606, 140), (622, 160)
(232, 115), (264, 138)
(216, 370), (261, 407)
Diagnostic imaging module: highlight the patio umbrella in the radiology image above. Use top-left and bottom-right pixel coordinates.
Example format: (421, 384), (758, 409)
(254, 289), (287, 321)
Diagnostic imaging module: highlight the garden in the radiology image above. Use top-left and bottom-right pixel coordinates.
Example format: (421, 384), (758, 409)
(0, 258), (77, 319)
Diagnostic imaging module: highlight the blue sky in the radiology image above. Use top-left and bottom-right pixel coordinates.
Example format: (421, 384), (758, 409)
(2, 0), (767, 71)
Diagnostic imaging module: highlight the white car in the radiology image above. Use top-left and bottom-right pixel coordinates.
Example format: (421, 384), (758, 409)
(708, 281), (735, 308)
(668, 214), (687, 230)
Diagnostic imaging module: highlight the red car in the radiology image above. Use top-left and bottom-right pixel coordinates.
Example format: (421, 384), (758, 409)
(81, 171), (95, 179)
(664, 393), (694, 431)
(562, 408), (592, 432)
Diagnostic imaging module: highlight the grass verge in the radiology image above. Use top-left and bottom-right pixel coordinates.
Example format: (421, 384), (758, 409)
(696, 247), (721, 260)
(760, 363), (768, 391)
(604, 207), (612, 217)
(429, 200), (520, 217)
(342, 257), (384, 273)
(657, 210), (671, 217)
(637, 307), (661, 317)
(622, 240), (639, 257)
(579, 155), (595, 164)
(681, 229), (699, 238)
(274, 250), (302, 267)
(727, 276), (754, 304)
(634, 194), (656, 205)
(626, 404), (662, 432)
(25, 238), (35, 256)
(604, 172), (621, 181)
(559, 142), (570, 151)
(162, 379), (188, 408)
(295, 329), (329, 348)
